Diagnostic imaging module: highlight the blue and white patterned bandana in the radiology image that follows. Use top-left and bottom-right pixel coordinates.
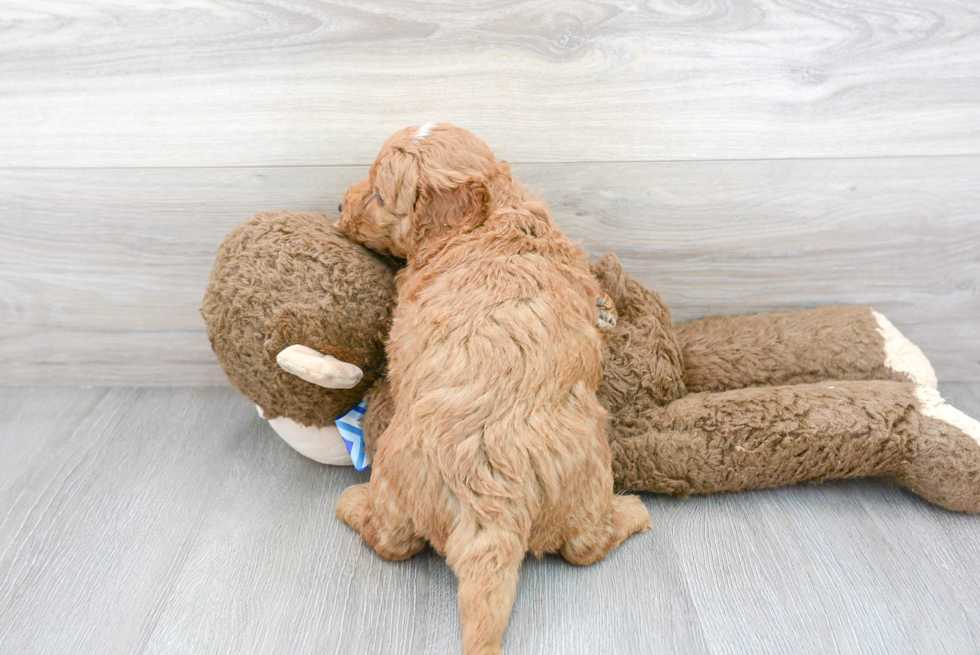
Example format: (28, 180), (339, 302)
(335, 401), (371, 471)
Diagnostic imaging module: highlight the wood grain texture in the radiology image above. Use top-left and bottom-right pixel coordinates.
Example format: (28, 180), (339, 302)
(0, 387), (252, 654)
(507, 518), (710, 654)
(1, 0), (979, 167)
(661, 480), (980, 654)
(655, 384), (980, 655)
(2, 385), (980, 653)
(2, 158), (977, 385)
(137, 417), (707, 654)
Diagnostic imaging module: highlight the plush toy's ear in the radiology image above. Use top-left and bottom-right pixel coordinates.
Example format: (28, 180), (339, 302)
(276, 345), (363, 389)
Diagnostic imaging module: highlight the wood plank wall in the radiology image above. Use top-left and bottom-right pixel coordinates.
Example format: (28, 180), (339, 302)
(1, 0), (978, 384)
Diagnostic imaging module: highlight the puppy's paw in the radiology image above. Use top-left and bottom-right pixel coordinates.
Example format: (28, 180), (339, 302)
(336, 482), (373, 532)
(596, 295), (618, 329)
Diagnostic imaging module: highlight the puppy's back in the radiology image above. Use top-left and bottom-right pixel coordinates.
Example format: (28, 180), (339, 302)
(390, 239), (608, 543)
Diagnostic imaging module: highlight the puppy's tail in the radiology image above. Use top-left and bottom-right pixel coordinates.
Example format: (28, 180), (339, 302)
(445, 516), (525, 655)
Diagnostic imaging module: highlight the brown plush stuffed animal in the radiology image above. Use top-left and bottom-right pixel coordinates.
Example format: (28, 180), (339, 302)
(203, 211), (980, 514)
(202, 209), (396, 464)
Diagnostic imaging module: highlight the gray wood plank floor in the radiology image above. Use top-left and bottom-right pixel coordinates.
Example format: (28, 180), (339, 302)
(2, 384), (980, 654)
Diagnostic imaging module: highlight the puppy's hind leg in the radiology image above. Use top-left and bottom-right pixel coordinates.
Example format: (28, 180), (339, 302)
(560, 494), (651, 566)
(335, 482), (424, 561)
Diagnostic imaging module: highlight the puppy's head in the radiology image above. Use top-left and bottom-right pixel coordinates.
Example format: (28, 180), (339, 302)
(338, 123), (515, 259)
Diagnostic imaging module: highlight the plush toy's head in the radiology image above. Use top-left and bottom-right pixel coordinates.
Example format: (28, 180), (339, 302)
(202, 210), (397, 428)
(338, 123), (522, 261)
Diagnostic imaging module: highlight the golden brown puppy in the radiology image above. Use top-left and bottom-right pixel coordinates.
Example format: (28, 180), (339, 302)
(336, 123), (650, 655)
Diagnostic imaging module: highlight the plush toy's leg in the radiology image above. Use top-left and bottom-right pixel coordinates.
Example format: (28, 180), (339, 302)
(609, 381), (980, 512)
(256, 405), (353, 466)
(676, 306), (937, 393)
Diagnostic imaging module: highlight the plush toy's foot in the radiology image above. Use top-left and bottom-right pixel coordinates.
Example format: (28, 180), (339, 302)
(872, 311), (938, 388)
(893, 386), (980, 513)
(256, 405), (353, 466)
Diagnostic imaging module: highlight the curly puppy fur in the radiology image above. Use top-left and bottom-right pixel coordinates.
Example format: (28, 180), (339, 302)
(336, 124), (650, 655)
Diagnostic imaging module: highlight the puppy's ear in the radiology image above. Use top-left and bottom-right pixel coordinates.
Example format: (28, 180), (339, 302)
(415, 174), (489, 242)
(373, 147), (420, 218)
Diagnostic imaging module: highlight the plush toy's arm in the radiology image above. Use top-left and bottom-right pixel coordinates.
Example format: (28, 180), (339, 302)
(608, 380), (980, 513)
(589, 253), (687, 414)
(675, 306), (937, 393)
(591, 252), (935, 393)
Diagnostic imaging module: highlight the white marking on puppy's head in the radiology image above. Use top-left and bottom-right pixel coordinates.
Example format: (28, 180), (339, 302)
(414, 121), (438, 143)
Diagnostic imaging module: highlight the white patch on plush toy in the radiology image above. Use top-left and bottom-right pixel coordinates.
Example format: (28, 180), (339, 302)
(257, 405), (353, 466)
(276, 344), (363, 389)
(873, 311), (938, 389)
(915, 386), (980, 446)
(414, 121), (437, 142)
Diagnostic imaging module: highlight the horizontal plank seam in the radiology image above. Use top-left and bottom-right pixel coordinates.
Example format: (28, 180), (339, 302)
(3, 152), (980, 172)
(10, 379), (980, 388)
